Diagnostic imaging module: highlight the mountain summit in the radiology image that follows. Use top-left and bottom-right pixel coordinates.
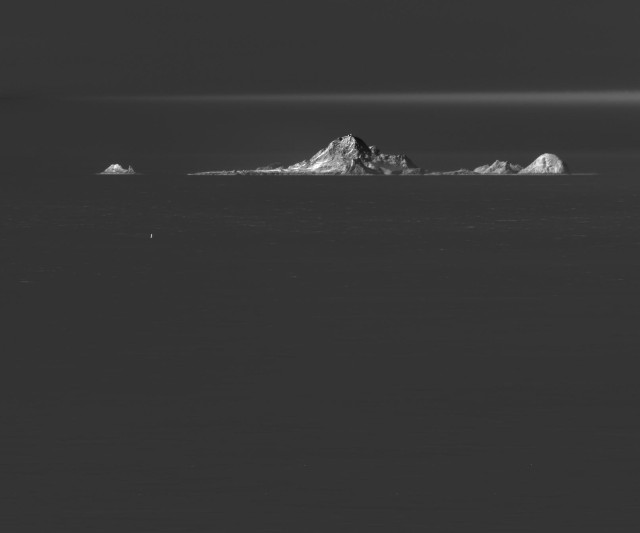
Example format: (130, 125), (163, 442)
(286, 134), (417, 174)
(519, 153), (567, 174)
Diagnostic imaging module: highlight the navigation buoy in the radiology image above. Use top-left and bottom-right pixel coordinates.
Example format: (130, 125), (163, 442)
(150, 233), (153, 239)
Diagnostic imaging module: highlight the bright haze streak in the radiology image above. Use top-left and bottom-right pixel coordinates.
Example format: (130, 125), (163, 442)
(85, 91), (640, 106)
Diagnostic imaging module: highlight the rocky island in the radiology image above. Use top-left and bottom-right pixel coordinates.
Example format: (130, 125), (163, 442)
(285, 135), (417, 175)
(519, 153), (568, 174)
(190, 134), (568, 176)
(474, 160), (523, 174)
(474, 154), (567, 174)
(99, 164), (136, 175)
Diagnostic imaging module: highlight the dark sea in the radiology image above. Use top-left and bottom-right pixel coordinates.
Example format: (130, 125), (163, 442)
(3, 100), (640, 532)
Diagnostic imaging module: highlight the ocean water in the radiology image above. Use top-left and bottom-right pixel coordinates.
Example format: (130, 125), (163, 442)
(3, 171), (640, 531)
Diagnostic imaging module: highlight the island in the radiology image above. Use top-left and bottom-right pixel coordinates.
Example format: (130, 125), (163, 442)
(473, 154), (567, 174)
(518, 153), (568, 174)
(474, 161), (523, 174)
(190, 134), (568, 176)
(99, 164), (136, 175)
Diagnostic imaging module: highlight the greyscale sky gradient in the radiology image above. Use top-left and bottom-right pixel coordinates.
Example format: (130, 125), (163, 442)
(3, 1), (640, 173)
(88, 91), (640, 106)
(3, 1), (640, 97)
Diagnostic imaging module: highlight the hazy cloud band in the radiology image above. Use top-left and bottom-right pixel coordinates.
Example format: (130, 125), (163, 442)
(85, 91), (640, 105)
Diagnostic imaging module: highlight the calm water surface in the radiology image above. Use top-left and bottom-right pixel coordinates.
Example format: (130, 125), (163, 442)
(2, 174), (640, 532)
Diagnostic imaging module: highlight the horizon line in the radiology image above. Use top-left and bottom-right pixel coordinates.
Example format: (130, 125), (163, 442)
(78, 90), (640, 105)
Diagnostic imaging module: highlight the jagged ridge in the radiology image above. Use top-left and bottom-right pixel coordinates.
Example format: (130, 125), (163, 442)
(285, 134), (416, 175)
(474, 160), (523, 174)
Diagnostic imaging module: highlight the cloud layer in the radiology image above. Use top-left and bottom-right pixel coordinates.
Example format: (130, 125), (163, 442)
(87, 91), (640, 106)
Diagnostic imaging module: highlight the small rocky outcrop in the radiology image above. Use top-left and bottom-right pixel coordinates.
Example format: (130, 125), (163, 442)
(99, 164), (135, 175)
(401, 167), (428, 175)
(519, 153), (567, 174)
(474, 160), (523, 174)
(440, 169), (476, 175)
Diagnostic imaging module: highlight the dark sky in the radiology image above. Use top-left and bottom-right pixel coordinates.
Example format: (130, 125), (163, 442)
(3, 0), (640, 96)
(3, 0), (640, 172)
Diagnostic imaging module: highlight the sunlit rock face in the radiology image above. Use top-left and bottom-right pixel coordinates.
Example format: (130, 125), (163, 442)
(100, 164), (135, 174)
(519, 153), (567, 174)
(285, 134), (417, 174)
(474, 160), (523, 174)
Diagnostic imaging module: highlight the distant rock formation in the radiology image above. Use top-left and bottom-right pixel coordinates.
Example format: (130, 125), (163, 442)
(189, 136), (569, 176)
(474, 160), (523, 174)
(470, 154), (567, 175)
(368, 144), (418, 174)
(285, 134), (417, 175)
(256, 162), (284, 171)
(518, 153), (567, 174)
(99, 164), (135, 175)
(440, 169), (476, 175)
(401, 167), (428, 175)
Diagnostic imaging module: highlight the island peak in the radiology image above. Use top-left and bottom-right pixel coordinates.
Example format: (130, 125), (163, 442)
(285, 134), (417, 174)
(519, 153), (567, 174)
(99, 163), (136, 175)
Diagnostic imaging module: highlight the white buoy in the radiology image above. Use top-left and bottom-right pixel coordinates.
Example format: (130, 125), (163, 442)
(150, 233), (153, 239)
